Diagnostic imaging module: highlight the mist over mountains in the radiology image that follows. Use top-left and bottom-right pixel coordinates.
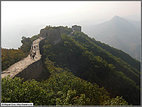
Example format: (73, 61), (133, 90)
(84, 16), (141, 60)
(2, 14), (141, 61)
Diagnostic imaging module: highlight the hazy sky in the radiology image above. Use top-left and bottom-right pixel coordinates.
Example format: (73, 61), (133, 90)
(1, 1), (141, 49)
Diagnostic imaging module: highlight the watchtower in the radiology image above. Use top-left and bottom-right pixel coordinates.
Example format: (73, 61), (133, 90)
(72, 25), (81, 32)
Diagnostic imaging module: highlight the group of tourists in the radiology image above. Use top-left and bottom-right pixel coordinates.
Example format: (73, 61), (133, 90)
(30, 45), (38, 59)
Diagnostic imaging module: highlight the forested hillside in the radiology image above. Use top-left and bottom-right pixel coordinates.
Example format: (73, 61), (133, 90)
(2, 48), (26, 70)
(2, 35), (40, 71)
(2, 26), (140, 105)
(92, 40), (140, 71)
(2, 59), (128, 105)
(40, 26), (140, 105)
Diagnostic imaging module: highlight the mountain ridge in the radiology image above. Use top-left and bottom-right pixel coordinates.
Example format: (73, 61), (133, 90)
(1, 25), (140, 105)
(91, 16), (140, 60)
(39, 26), (140, 105)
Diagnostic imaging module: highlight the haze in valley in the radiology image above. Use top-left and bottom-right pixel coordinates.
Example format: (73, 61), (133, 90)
(1, 1), (141, 59)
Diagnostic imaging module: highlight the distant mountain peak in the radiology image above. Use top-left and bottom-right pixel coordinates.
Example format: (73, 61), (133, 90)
(112, 16), (120, 19)
(110, 16), (130, 25)
(111, 16), (123, 21)
(92, 15), (140, 60)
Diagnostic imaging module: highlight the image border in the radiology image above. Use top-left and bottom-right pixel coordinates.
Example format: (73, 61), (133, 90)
(0, 0), (141, 107)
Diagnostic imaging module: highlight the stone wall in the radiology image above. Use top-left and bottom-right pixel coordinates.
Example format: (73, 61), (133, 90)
(72, 25), (81, 32)
(40, 28), (62, 45)
(14, 58), (43, 81)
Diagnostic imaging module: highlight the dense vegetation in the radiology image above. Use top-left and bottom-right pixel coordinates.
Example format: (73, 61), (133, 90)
(2, 48), (26, 70)
(2, 58), (128, 105)
(2, 35), (39, 71)
(93, 40), (140, 71)
(2, 26), (140, 105)
(20, 35), (39, 55)
(40, 26), (140, 105)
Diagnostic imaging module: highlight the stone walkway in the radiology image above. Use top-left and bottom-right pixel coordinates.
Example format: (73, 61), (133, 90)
(1, 37), (44, 78)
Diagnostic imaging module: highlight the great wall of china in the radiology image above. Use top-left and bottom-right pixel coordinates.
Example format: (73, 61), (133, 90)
(1, 25), (81, 80)
(1, 37), (45, 80)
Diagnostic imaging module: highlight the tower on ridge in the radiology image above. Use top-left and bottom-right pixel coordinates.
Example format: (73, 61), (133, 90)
(72, 25), (81, 32)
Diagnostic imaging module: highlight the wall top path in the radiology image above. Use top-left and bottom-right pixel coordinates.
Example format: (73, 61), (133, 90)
(1, 37), (45, 79)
